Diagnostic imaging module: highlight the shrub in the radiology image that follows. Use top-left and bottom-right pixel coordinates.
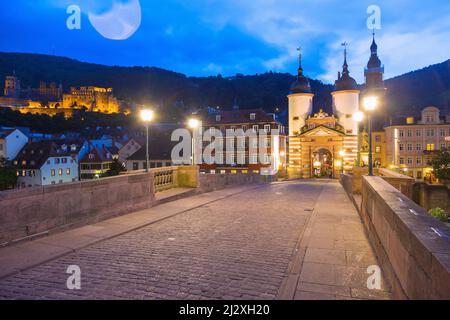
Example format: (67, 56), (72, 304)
(429, 207), (449, 223)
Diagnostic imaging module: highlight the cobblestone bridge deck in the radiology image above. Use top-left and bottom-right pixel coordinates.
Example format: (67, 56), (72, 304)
(0, 180), (391, 300)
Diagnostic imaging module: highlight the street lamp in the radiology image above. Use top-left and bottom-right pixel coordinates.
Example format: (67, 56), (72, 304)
(364, 96), (378, 176)
(188, 118), (201, 165)
(353, 111), (364, 167)
(140, 109), (154, 172)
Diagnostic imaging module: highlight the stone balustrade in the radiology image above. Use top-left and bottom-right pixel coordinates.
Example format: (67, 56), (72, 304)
(0, 166), (267, 246)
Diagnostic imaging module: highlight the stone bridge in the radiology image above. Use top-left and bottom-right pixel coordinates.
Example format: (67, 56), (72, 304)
(0, 167), (448, 300)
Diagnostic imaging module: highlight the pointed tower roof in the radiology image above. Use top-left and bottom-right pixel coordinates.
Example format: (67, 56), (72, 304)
(368, 31), (382, 69)
(335, 43), (358, 91)
(289, 47), (312, 94)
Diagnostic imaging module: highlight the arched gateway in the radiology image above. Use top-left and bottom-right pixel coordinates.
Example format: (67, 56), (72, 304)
(312, 148), (333, 178)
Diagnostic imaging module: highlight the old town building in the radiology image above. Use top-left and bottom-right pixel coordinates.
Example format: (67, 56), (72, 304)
(200, 109), (287, 175)
(385, 106), (450, 181)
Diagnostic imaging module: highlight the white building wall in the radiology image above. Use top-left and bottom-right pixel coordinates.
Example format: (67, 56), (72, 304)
(288, 94), (313, 136)
(332, 91), (360, 135)
(40, 156), (79, 186)
(17, 170), (42, 188)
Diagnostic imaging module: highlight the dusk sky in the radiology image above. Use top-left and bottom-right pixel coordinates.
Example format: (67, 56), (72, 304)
(0, 0), (449, 83)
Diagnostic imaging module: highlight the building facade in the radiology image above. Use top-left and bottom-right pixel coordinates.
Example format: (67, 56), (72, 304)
(199, 109), (287, 175)
(14, 141), (79, 188)
(385, 106), (450, 181)
(288, 35), (387, 179)
(1, 75), (121, 116)
(62, 86), (120, 113)
(288, 47), (361, 178)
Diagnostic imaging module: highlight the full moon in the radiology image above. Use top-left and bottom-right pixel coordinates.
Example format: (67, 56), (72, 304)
(88, 0), (141, 41)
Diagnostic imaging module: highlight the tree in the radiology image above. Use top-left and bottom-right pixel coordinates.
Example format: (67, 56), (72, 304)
(101, 159), (126, 177)
(430, 148), (450, 184)
(0, 157), (18, 191)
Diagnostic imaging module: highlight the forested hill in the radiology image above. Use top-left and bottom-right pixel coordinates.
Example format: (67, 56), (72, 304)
(0, 52), (449, 117)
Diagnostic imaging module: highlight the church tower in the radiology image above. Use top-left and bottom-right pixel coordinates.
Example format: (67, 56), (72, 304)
(332, 44), (360, 135)
(364, 32), (385, 93)
(288, 49), (314, 136)
(364, 32), (386, 106)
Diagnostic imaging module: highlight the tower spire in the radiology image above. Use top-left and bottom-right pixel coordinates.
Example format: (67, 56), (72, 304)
(297, 47), (303, 76)
(341, 42), (349, 74)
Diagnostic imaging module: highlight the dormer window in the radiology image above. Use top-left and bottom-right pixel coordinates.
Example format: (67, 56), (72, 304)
(71, 145), (77, 151)
(62, 144), (67, 151)
(250, 113), (256, 120)
(216, 115), (222, 122)
(88, 154), (94, 160)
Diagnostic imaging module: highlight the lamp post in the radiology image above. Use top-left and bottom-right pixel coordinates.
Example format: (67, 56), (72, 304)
(353, 111), (364, 168)
(188, 118), (201, 165)
(140, 109), (154, 172)
(364, 97), (378, 176)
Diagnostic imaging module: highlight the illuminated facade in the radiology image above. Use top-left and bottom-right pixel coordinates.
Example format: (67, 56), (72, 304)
(62, 86), (120, 113)
(385, 107), (450, 181)
(288, 48), (359, 178)
(1, 75), (121, 117)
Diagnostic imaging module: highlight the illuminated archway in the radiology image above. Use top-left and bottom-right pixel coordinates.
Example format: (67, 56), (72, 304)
(312, 148), (333, 178)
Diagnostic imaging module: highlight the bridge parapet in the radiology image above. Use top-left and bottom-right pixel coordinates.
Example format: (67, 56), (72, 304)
(361, 176), (450, 299)
(0, 167), (266, 246)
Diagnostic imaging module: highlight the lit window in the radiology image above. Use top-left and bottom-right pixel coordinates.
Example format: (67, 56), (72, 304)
(250, 113), (256, 120)
(51, 169), (56, 177)
(216, 115), (221, 122)
(58, 169), (63, 176)
(66, 168), (71, 175)
(426, 144), (435, 151)
(406, 117), (414, 124)
(375, 146), (381, 153)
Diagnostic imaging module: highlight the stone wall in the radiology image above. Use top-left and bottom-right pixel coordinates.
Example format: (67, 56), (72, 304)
(413, 183), (450, 213)
(378, 168), (415, 199)
(198, 172), (266, 194)
(0, 167), (269, 245)
(360, 176), (450, 299)
(0, 173), (154, 245)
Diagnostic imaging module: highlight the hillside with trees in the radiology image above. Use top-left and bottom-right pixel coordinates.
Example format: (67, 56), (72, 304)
(0, 52), (449, 124)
